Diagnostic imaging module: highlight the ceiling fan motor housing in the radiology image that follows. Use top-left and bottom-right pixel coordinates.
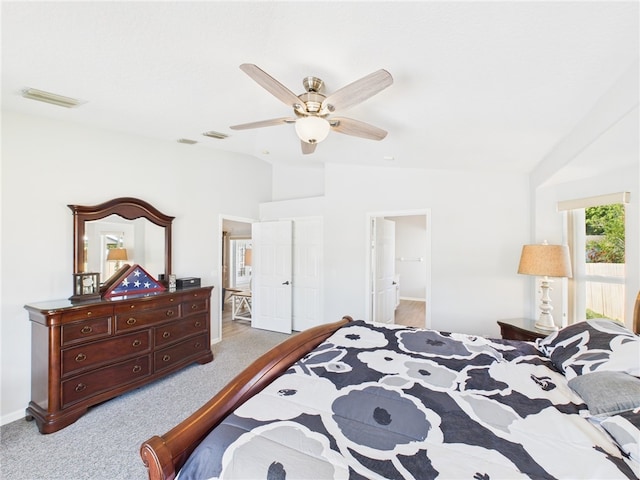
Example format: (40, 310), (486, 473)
(303, 76), (324, 93)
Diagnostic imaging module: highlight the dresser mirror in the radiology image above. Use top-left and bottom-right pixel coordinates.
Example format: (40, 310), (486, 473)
(69, 197), (174, 284)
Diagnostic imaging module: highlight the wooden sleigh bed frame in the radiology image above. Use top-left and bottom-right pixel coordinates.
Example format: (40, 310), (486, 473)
(141, 316), (353, 480)
(141, 293), (640, 480)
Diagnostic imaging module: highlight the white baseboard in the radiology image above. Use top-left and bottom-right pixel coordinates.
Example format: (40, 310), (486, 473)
(2, 409), (26, 427)
(399, 297), (426, 302)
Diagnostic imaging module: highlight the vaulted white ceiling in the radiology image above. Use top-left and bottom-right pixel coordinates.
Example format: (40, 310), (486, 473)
(2, 1), (638, 172)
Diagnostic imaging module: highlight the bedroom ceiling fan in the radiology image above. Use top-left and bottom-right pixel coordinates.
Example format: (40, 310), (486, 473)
(230, 64), (393, 154)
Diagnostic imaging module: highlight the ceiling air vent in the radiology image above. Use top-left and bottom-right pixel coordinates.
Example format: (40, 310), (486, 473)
(202, 131), (228, 140)
(178, 138), (198, 145)
(21, 88), (86, 108)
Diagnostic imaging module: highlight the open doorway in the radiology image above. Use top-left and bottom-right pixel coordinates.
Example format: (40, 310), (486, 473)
(220, 216), (253, 339)
(367, 210), (430, 328)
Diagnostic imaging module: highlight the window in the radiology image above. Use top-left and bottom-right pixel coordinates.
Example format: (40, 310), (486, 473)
(559, 193), (629, 325)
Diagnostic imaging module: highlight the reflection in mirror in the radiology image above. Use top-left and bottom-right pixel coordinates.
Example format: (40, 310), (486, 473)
(69, 197), (173, 285)
(84, 215), (166, 283)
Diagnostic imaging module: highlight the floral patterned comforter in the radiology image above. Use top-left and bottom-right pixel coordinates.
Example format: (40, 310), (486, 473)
(177, 320), (639, 479)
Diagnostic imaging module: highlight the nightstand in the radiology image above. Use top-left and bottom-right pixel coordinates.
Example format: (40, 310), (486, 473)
(497, 318), (551, 341)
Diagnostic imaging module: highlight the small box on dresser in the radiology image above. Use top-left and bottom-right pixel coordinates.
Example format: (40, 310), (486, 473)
(24, 286), (213, 434)
(176, 277), (201, 289)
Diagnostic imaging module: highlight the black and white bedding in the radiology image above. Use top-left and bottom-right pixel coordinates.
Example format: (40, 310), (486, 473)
(178, 320), (640, 479)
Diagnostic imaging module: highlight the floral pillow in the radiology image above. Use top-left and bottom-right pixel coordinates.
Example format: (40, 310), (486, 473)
(536, 319), (640, 380)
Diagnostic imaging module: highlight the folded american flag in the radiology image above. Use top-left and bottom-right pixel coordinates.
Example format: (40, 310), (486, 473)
(103, 264), (166, 298)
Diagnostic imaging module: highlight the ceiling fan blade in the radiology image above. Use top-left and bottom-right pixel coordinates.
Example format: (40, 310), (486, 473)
(230, 117), (295, 130)
(330, 117), (388, 141)
(322, 69), (393, 112)
(240, 64), (301, 108)
(301, 141), (317, 155)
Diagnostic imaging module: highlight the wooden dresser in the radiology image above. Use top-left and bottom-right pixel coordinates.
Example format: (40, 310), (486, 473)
(24, 286), (213, 433)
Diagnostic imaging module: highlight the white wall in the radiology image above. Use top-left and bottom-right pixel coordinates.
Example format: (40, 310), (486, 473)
(322, 165), (531, 335)
(271, 163), (325, 201)
(1, 111), (272, 425)
(532, 66), (639, 330)
(267, 164), (532, 336)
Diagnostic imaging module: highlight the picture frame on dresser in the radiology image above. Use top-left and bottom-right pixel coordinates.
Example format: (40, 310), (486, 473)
(69, 272), (101, 302)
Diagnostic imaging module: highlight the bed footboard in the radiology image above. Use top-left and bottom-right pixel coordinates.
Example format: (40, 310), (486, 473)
(140, 316), (353, 480)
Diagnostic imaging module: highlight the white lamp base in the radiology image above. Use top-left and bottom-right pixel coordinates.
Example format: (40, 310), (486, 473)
(535, 314), (559, 331)
(535, 277), (559, 331)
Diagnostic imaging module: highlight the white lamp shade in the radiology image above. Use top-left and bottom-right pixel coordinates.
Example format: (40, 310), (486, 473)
(295, 116), (330, 144)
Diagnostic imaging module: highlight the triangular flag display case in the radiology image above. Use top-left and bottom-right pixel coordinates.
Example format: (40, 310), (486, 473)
(101, 263), (166, 298)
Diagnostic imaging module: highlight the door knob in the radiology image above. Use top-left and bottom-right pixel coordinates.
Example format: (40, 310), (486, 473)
(282, 281), (290, 285)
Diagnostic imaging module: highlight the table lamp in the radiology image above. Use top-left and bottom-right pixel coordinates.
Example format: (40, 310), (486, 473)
(518, 242), (572, 331)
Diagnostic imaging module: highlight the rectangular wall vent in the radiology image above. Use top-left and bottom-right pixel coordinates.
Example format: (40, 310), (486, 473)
(21, 88), (86, 108)
(202, 131), (228, 140)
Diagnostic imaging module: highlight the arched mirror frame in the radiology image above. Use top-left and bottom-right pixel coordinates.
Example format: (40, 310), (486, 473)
(68, 197), (174, 280)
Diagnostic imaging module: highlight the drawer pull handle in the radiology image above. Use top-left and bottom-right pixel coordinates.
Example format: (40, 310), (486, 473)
(194, 321), (202, 327)
(75, 383), (86, 392)
(132, 365), (142, 373)
(80, 326), (93, 334)
(191, 304), (198, 310)
(129, 305), (135, 309)
(170, 298), (175, 302)
(166, 310), (174, 317)
(162, 331), (171, 339)
(75, 353), (87, 362)
(162, 355), (171, 362)
(127, 318), (137, 325)
(132, 339), (142, 347)
(194, 342), (202, 348)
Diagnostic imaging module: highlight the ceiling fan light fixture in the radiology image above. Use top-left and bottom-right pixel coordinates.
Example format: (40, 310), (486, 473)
(295, 116), (330, 144)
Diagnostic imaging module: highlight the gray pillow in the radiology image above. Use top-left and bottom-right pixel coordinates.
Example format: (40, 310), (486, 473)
(568, 371), (640, 416)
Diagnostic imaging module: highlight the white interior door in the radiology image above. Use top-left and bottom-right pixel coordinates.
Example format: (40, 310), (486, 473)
(292, 218), (323, 331)
(373, 218), (396, 324)
(251, 221), (293, 333)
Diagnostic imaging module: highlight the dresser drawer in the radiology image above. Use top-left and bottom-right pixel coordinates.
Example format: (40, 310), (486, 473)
(114, 294), (181, 316)
(61, 316), (112, 346)
(181, 289), (209, 301)
(181, 298), (208, 317)
(154, 314), (208, 348)
(61, 331), (151, 377)
(154, 333), (209, 373)
(61, 304), (113, 323)
(61, 356), (150, 407)
(115, 304), (181, 332)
